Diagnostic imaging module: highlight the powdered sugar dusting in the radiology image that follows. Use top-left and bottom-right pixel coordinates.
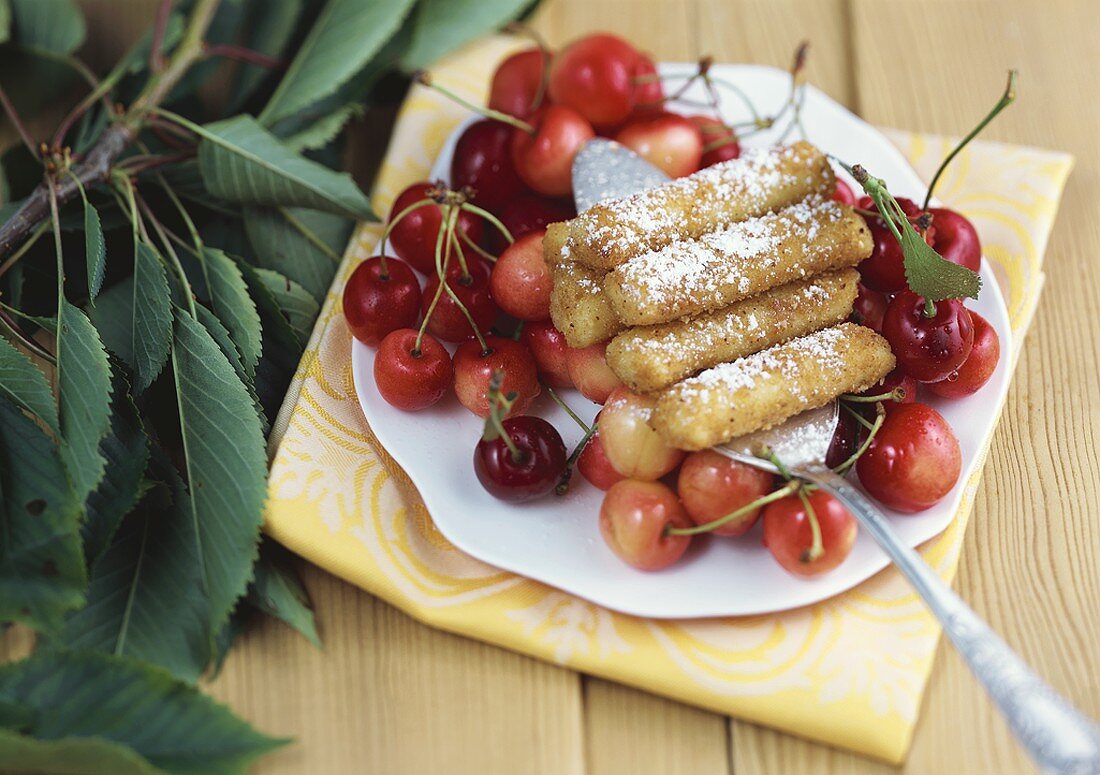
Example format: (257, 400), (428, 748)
(676, 326), (849, 405)
(611, 196), (844, 310)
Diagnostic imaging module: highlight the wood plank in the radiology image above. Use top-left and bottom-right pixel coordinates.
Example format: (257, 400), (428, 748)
(206, 563), (586, 775)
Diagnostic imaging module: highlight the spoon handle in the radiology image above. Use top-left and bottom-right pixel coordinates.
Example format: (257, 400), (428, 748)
(802, 464), (1100, 774)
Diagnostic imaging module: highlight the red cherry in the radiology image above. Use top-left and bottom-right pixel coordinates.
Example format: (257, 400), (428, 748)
(489, 194), (575, 253)
(420, 259), (498, 343)
(490, 230), (552, 321)
(343, 257), (422, 346)
(763, 490), (857, 577)
(850, 282), (888, 332)
(387, 182), (484, 275)
(614, 113), (703, 178)
(856, 196), (933, 293)
(833, 179), (856, 205)
(565, 341), (623, 404)
(677, 450), (774, 537)
(510, 105), (595, 197)
(862, 365), (919, 405)
(928, 207), (982, 272)
(548, 33), (640, 131)
(630, 53), (664, 113)
(825, 408), (865, 469)
(474, 415), (567, 502)
(926, 310), (1000, 398)
(598, 387), (685, 481)
(856, 402), (961, 513)
(453, 336), (540, 418)
(599, 480), (692, 571)
(373, 329), (452, 411)
(450, 119), (527, 212)
(521, 321), (572, 388)
(882, 291), (974, 383)
(577, 424), (625, 491)
(689, 115), (740, 168)
(488, 48), (550, 119)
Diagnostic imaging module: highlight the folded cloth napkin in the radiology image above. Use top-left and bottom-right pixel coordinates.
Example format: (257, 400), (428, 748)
(263, 35), (1073, 763)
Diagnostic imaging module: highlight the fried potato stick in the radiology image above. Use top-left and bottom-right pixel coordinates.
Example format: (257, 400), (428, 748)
(606, 268), (859, 392)
(564, 141), (835, 270)
(651, 323), (895, 451)
(603, 197), (871, 326)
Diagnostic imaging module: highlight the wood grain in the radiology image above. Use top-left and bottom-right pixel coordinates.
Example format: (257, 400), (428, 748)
(4, 1), (1097, 773)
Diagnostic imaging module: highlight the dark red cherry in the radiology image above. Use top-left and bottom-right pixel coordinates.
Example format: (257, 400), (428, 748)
(882, 291), (974, 383)
(343, 256), (422, 346)
(850, 282), (888, 332)
(489, 48), (550, 119)
(928, 207), (982, 272)
(387, 182), (484, 275)
(833, 179), (856, 205)
(856, 196), (934, 293)
(420, 259), (498, 343)
(926, 310), (1000, 398)
(451, 119), (528, 212)
(474, 415), (567, 502)
(490, 193), (575, 253)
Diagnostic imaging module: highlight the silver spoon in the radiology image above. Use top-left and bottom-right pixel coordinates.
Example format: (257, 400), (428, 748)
(573, 139), (1100, 772)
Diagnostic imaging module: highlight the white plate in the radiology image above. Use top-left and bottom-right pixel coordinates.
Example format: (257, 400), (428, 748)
(350, 63), (1012, 619)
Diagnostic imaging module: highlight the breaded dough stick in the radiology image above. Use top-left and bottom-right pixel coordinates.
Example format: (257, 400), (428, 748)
(606, 268), (859, 392)
(651, 323), (894, 451)
(548, 260), (623, 348)
(603, 197), (871, 326)
(565, 141), (835, 270)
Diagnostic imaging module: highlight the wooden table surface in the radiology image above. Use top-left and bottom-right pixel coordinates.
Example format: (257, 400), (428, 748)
(18, 1), (1096, 773)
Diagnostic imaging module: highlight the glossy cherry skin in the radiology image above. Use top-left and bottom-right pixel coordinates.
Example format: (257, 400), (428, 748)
(488, 48), (549, 119)
(373, 329), (452, 411)
(614, 113), (703, 178)
(474, 416), (567, 502)
(862, 365), (919, 405)
(929, 207), (982, 272)
(510, 105), (595, 197)
(343, 257), (422, 346)
(548, 33), (640, 131)
(825, 408), (864, 469)
(598, 387), (685, 481)
(419, 259), (497, 343)
(452, 336), (540, 418)
(490, 230), (552, 321)
(521, 321), (572, 388)
(856, 402), (961, 513)
(630, 53), (664, 113)
(387, 182), (484, 275)
(926, 310), (1000, 398)
(577, 423), (626, 491)
(600, 480), (692, 571)
(850, 282), (888, 332)
(677, 450), (774, 536)
(856, 196), (933, 293)
(833, 178), (856, 205)
(565, 341), (623, 404)
(690, 115), (740, 168)
(451, 119), (527, 212)
(490, 194), (575, 253)
(763, 490), (857, 577)
(882, 291), (974, 383)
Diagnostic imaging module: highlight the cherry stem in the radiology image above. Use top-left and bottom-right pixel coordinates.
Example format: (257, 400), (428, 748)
(415, 204), (458, 352)
(923, 298), (937, 318)
(458, 228), (497, 263)
(797, 486), (824, 562)
(760, 446), (795, 481)
(556, 421), (598, 496)
(544, 384), (591, 433)
(447, 220), (470, 281)
(842, 402), (877, 432)
(460, 202), (515, 245)
(414, 71), (536, 134)
(432, 204), (488, 351)
(923, 70), (1017, 211)
(504, 22), (551, 113)
(840, 387), (906, 403)
(485, 370), (523, 462)
(666, 481), (799, 536)
(379, 196), (435, 275)
(833, 402), (886, 476)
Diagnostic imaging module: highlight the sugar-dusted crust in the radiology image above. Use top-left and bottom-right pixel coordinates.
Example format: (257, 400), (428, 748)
(651, 323), (895, 451)
(602, 197), (871, 326)
(564, 141), (835, 270)
(606, 268), (859, 393)
(548, 260), (623, 348)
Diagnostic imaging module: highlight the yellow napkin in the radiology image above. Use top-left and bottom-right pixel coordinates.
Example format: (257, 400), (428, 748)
(263, 36), (1073, 763)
